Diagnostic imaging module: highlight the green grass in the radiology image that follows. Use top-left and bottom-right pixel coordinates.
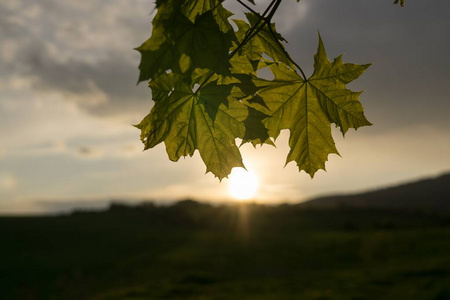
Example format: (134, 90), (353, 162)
(1, 202), (450, 299)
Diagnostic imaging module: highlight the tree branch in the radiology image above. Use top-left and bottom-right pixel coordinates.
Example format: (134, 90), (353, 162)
(235, 0), (258, 15)
(197, 0), (278, 90)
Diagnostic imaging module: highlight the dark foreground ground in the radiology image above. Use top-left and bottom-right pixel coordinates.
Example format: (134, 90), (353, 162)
(1, 200), (450, 300)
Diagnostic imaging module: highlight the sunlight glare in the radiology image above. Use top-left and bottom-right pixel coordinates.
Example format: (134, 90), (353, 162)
(228, 168), (259, 200)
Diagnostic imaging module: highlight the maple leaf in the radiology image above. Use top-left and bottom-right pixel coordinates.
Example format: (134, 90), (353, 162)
(233, 13), (295, 69)
(248, 35), (371, 177)
(135, 0), (377, 180)
(394, 0), (405, 7)
(135, 5), (176, 82)
(157, 0), (223, 22)
(310, 35), (372, 134)
(159, 0), (236, 37)
(136, 73), (269, 180)
(136, 3), (234, 82)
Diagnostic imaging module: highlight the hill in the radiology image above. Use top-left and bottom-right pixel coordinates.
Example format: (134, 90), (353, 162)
(301, 172), (450, 211)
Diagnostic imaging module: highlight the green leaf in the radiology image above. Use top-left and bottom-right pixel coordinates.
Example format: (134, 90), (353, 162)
(229, 53), (258, 75)
(156, 0), (220, 21)
(171, 11), (232, 76)
(136, 73), (270, 179)
(165, 0), (236, 36)
(155, 0), (235, 36)
(394, 0), (405, 7)
(233, 13), (295, 69)
(180, 0), (222, 22)
(210, 4), (235, 36)
(248, 36), (371, 177)
(135, 6), (178, 82)
(310, 34), (372, 135)
(136, 10), (232, 82)
(136, 0), (373, 180)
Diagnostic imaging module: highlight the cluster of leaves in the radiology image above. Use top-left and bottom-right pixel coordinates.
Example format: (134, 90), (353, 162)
(135, 0), (373, 180)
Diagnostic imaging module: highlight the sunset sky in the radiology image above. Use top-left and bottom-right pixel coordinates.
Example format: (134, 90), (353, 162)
(1, 0), (449, 214)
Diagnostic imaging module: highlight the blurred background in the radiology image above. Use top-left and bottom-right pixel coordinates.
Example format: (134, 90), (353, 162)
(1, 0), (450, 298)
(1, 0), (449, 214)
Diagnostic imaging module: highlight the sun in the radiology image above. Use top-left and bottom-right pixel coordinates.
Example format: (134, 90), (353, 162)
(228, 168), (259, 200)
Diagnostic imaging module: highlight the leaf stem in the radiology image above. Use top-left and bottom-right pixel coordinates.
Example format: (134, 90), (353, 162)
(266, 0), (282, 21)
(262, 0), (278, 18)
(266, 20), (308, 80)
(198, 0), (307, 89)
(243, 0), (307, 80)
(237, 0), (278, 51)
(197, 0), (278, 90)
(235, 0), (258, 15)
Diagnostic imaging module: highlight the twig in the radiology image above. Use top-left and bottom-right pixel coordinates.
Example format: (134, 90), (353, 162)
(235, 0), (258, 15)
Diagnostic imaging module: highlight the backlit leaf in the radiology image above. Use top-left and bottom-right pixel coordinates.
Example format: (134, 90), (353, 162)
(136, 73), (269, 179)
(136, 0), (374, 180)
(394, 0), (405, 7)
(136, 3), (233, 82)
(248, 36), (371, 177)
(233, 13), (295, 69)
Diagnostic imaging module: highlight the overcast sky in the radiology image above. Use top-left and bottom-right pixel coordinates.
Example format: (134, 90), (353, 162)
(1, 0), (449, 214)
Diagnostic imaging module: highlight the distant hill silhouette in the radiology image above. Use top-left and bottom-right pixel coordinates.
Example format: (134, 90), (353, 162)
(300, 172), (450, 211)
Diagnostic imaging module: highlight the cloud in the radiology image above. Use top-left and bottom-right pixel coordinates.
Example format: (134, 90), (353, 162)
(0, 89), (146, 162)
(2, 0), (450, 127)
(223, 0), (308, 33)
(0, 93), (121, 148)
(0, 174), (17, 190)
(0, 0), (153, 117)
(121, 144), (143, 157)
(1, 0), (450, 215)
(274, 0), (308, 33)
(16, 141), (69, 157)
(77, 146), (103, 159)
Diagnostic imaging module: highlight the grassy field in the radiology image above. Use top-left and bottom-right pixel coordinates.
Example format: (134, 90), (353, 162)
(1, 201), (450, 299)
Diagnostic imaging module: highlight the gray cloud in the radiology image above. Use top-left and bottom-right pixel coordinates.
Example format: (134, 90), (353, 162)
(1, 0), (450, 214)
(0, 173), (17, 191)
(3, 0), (449, 127)
(0, 0), (154, 117)
(77, 146), (102, 158)
(280, 0), (450, 130)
